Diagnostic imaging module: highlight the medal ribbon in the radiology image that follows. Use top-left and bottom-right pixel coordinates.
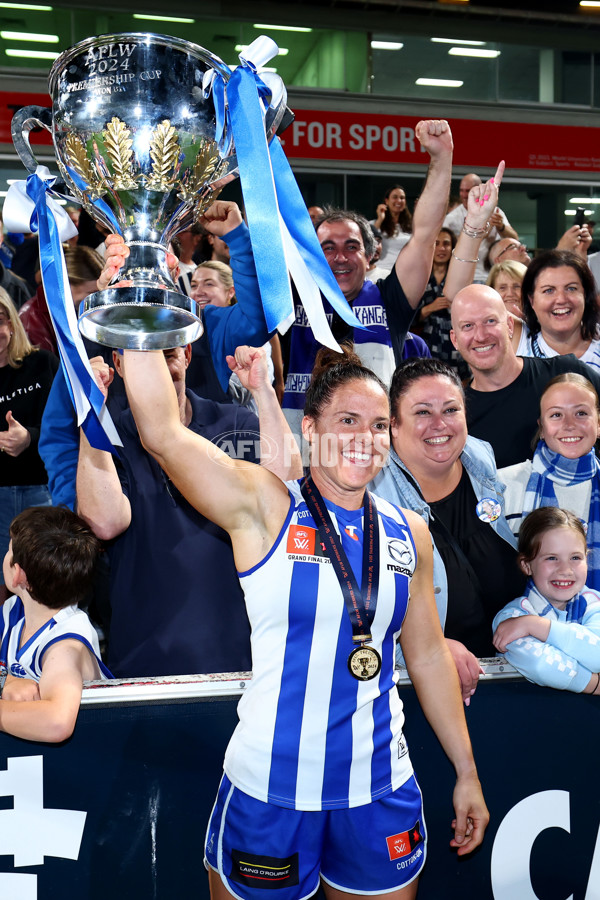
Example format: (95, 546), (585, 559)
(300, 475), (380, 643)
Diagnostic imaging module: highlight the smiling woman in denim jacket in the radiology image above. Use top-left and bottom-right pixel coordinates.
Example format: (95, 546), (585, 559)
(372, 357), (523, 705)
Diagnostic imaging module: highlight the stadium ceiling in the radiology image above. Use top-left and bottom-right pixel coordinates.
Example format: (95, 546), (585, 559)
(53, 0), (600, 27)
(254, 0), (600, 26)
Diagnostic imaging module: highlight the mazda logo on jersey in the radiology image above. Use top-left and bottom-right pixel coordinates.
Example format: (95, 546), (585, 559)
(387, 538), (414, 568)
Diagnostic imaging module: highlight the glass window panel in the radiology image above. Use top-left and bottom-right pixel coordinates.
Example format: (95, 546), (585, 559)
(371, 35), (497, 102)
(346, 173), (429, 224)
(295, 171), (345, 210)
(560, 51), (592, 106)
(592, 53), (600, 108)
(497, 45), (540, 103)
(0, 6), (67, 71)
(0, 7), (596, 110)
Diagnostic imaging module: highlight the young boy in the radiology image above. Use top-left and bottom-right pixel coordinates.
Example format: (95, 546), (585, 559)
(0, 506), (111, 742)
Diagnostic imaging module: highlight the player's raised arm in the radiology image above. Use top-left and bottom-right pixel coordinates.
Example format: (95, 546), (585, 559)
(121, 349), (290, 568)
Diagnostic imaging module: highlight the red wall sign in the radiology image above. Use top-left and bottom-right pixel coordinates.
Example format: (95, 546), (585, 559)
(281, 109), (600, 173)
(3, 92), (599, 173)
(2, 91), (53, 147)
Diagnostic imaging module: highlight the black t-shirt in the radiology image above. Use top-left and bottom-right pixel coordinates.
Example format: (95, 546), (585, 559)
(465, 355), (600, 469)
(429, 468), (526, 657)
(0, 349), (58, 486)
(80, 321), (231, 423)
(107, 391), (259, 678)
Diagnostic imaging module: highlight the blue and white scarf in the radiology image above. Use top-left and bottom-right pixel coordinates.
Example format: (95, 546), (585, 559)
(520, 578), (589, 623)
(523, 440), (600, 590)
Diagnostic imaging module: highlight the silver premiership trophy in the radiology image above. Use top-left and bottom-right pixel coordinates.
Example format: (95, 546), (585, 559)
(11, 33), (287, 349)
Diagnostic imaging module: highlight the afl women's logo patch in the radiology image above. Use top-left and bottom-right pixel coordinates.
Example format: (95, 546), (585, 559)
(386, 821), (423, 861)
(387, 538), (414, 568)
(286, 525), (329, 562)
(287, 525), (316, 554)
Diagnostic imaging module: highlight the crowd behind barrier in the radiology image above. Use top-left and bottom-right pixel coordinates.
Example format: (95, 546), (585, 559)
(2, 114), (600, 895)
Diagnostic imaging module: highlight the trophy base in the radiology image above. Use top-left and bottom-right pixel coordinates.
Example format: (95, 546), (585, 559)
(79, 287), (204, 350)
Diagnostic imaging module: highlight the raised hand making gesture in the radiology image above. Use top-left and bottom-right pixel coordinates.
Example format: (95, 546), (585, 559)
(443, 160), (505, 302)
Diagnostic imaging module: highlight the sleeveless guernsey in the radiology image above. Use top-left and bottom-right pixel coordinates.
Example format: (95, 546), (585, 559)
(0, 596), (111, 681)
(224, 481), (417, 811)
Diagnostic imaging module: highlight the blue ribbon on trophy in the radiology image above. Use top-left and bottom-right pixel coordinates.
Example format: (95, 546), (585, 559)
(204, 36), (363, 350)
(5, 33), (361, 456)
(3, 167), (121, 451)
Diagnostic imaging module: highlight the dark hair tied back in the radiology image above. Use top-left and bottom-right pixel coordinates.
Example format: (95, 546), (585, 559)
(304, 343), (388, 420)
(390, 357), (465, 418)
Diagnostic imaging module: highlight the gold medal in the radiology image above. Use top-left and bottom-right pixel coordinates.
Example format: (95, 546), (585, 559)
(347, 644), (382, 681)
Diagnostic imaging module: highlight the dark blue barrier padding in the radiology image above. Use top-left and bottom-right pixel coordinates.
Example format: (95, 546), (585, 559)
(0, 677), (598, 898)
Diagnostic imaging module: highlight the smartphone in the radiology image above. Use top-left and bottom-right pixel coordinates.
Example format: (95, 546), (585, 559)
(574, 206), (586, 227)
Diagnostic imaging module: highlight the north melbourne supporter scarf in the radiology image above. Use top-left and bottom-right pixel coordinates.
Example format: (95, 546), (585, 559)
(521, 578), (589, 623)
(523, 440), (600, 591)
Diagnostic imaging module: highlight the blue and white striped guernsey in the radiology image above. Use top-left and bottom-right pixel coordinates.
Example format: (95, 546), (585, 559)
(224, 481), (416, 811)
(0, 596), (111, 682)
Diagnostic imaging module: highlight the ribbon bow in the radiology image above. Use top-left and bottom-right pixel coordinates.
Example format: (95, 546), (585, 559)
(4, 167), (121, 451)
(205, 37), (363, 350)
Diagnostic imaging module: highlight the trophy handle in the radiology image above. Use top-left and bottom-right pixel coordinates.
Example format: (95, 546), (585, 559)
(261, 73), (291, 144)
(11, 105), (53, 174)
(215, 75), (292, 184)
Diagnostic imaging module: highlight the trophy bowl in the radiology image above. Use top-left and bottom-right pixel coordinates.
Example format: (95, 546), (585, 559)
(11, 33), (265, 349)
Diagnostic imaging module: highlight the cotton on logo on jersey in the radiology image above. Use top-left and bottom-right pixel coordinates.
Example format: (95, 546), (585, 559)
(286, 525), (329, 562)
(386, 821), (423, 861)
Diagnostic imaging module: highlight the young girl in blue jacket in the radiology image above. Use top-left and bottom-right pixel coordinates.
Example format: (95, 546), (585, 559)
(493, 507), (600, 694)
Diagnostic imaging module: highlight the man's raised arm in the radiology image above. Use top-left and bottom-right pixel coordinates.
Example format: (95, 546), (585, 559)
(395, 119), (453, 308)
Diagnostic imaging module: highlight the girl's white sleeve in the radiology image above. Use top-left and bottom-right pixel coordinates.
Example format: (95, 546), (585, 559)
(504, 637), (592, 693)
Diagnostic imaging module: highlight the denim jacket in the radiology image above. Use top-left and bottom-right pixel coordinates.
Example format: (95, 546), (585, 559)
(372, 435), (516, 632)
